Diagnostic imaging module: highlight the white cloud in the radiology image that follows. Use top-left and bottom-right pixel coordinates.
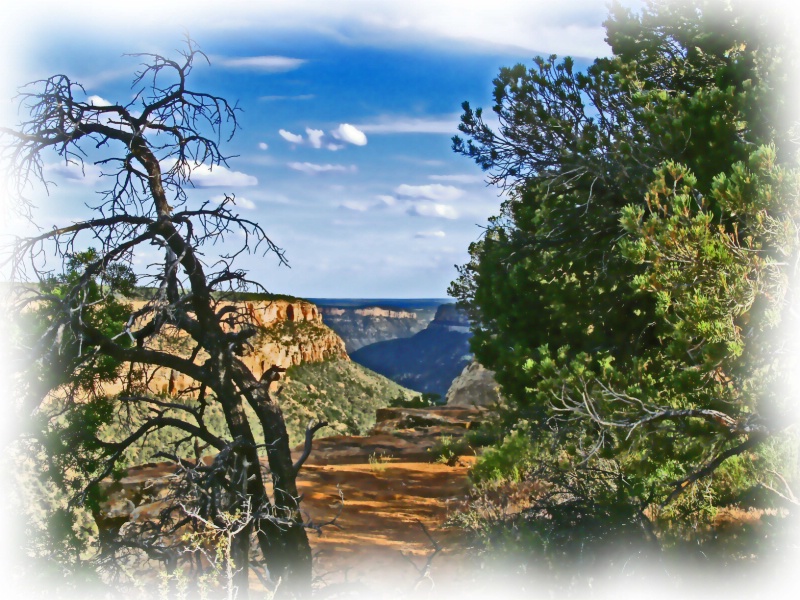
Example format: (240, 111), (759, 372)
(415, 230), (446, 238)
(246, 1), (611, 58)
(399, 157), (446, 167)
(215, 55), (307, 72)
(258, 142), (269, 150)
(339, 200), (372, 212)
(429, 174), (485, 184)
(184, 163), (258, 187)
(407, 203), (459, 219)
(356, 115), (459, 134)
(288, 162), (356, 175)
(279, 129), (304, 144)
(86, 95), (111, 107)
(327, 143), (345, 151)
(236, 197), (257, 210)
(306, 127), (324, 149)
(331, 123), (368, 146)
(395, 183), (463, 202)
(211, 194), (256, 210)
(44, 161), (103, 185)
(375, 195), (396, 207)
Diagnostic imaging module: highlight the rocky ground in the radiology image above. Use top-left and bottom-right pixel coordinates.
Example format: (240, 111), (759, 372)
(295, 406), (486, 596)
(99, 406), (489, 598)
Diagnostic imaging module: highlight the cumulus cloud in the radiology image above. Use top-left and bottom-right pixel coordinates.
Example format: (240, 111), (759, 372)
(44, 161), (103, 185)
(215, 55), (307, 72)
(258, 142), (269, 150)
(395, 183), (463, 202)
(279, 129), (304, 144)
(407, 203), (459, 219)
(235, 197), (257, 210)
(356, 115), (459, 134)
(339, 196), (400, 212)
(375, 195), (396, 207)
(415, 230), (446, 238)
(327, 143), (344, 151)
(184, 163), (258, 188)
(331, 123), (367, 146)
(86, 95), (111, 107)
(211, 194), (256, 210)
(306, 127), (324, 149)
(429, 174), (484, 184)
(339, 199), (372, 212)
(288, 162), (356, 175)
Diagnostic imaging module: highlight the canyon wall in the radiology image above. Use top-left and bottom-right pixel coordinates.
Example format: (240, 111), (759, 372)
(120, 299), (348, 397)
(349, 303), (472, 398)
(445, 360), (503, 407)
(319, 305), (430, 352)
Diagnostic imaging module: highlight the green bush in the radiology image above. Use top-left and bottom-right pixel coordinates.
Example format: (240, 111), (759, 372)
(389, 392), (440, 409)
(428, 434), (471, 466)
(470, 424), (536, 484)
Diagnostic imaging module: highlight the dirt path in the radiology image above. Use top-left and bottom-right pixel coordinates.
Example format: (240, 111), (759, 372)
(291, 407), (485, 595)
(101, 407), (486, 597)
(299, 461), (473, 591)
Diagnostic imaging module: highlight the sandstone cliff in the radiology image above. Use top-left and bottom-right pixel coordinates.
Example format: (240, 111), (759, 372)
(322, 306), (416, 319)
(319, 305), (430, 352)
(445, 360), (503, 407)
(121, 299), (348, 397)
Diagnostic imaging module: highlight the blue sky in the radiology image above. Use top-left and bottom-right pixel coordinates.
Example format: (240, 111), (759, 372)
(2, 1), (633, 298)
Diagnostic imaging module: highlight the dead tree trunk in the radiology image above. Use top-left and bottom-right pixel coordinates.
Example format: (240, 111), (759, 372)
(2, 39), (321, 599)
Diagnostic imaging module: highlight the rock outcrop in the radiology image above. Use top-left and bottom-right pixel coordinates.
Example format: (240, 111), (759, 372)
(242, 300), (348, 371)
(429, 303), (470, 330)
(322, 307), (415, 320)
(118, 299), (348, 397)
(445, 360), (503, 407)
(319, 305), (430, 352)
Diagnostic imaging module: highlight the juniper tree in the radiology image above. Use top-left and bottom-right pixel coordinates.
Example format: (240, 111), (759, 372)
(450, 0), (799, 555)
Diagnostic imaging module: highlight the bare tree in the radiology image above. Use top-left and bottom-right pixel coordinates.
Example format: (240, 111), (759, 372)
(2, 39), (324, 598)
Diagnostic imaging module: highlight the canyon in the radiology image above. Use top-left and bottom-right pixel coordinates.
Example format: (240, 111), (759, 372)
(318, 304), (434, 352)
(350, 303), (473, 398)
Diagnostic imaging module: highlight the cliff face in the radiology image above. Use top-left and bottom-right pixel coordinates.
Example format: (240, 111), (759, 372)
(242, 299), (348, 368)
(430, 303), (470, 328)
(124, 299), (348, 397)
(445, 360), (503, 407)
(350, 303), (472, 398)
(319, 305), (430, 352)
(323, 307), (416, 319)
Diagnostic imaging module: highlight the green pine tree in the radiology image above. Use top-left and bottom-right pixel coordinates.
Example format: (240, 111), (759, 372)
(450, 0), (800, 561)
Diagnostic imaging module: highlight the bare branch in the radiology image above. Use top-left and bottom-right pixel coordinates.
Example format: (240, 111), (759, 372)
(293, 420), (330, 475)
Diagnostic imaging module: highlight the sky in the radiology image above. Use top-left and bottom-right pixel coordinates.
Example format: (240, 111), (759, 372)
(0, 0), (712, 299)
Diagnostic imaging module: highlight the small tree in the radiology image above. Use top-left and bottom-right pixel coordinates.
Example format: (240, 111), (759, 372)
(3, 40), (323, 598)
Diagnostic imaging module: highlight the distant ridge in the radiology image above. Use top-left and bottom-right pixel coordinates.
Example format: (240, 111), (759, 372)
(308, 298), (451, 311)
